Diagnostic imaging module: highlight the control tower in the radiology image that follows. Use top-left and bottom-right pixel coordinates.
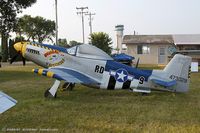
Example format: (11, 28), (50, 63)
(115, 25), (124, 53)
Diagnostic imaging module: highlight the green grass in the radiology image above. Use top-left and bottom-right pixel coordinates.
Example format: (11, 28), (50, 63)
(1, 65), (200, 132)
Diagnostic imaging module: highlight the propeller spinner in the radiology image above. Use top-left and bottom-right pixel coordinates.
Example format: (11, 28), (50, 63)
(10, 42), (27, 66)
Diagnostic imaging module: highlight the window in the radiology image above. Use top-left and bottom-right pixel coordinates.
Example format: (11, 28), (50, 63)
(66, 46), (77, 55)
(142, 45), (150, 54)
(137, 45), (150, 54)
(137, 45), (142, 54)
(159, 48), (165, 55)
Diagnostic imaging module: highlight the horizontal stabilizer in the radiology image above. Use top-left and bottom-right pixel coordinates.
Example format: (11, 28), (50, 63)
(0, 91), (17, 114)
(151, 79), (176, 87)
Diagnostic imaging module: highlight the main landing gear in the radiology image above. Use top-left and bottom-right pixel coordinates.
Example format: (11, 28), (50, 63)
(44, 80), (60, 98)
(61, 82), (75, 91)
(44, 81), (75, 98)
(44, 88), (57, 98)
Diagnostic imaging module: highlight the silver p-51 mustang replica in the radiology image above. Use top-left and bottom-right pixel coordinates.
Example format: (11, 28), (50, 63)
(11, 42), (192, 98)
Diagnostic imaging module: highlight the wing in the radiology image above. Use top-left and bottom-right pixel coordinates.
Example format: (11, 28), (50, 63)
(0, 91), (17, 114)
(151, 78), (176, 87)
(32, 67), (100, 85)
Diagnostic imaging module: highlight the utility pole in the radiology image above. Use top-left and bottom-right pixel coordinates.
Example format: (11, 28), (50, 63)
(55, 0), (58, 45)
(86, 12), (96, 35)
(76, 7), (88, 44)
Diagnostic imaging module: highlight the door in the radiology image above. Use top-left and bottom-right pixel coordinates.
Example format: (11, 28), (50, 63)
(158, 47), (166, 64)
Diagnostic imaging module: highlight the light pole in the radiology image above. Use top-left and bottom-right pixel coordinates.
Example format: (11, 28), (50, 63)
(76, 7), (88, 44)
(55, 0), (58, 45)
(86, 12), (96, 35)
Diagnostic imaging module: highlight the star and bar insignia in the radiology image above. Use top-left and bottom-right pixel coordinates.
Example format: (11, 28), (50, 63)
(109, 69), (134, 83)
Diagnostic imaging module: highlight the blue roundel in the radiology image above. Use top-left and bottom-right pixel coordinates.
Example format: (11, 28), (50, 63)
(114, 69), (128, 83)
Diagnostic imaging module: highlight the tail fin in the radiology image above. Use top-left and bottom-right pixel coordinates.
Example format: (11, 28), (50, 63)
(164, 54), (192, 92)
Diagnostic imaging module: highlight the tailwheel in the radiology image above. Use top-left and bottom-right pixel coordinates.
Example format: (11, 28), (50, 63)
(44, 88), (57, 98)
(62, 83), (75, 91)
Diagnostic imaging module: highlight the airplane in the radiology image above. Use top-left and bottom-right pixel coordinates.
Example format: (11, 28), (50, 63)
(11, 42), (192, 98)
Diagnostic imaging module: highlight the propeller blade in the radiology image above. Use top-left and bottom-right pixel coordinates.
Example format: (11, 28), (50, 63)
(10, 53), (20, 64)
(135, 58), (140, 68)
(22, 56), (26, 66)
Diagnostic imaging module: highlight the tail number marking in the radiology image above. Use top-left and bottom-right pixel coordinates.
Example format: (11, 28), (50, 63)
(169, 75), (187, 83)
(95, 65), (104, 74)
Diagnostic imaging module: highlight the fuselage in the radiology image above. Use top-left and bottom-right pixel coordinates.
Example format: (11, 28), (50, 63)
(21, 42), (173, 92)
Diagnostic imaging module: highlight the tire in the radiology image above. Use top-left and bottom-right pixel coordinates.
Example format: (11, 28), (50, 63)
(44, 88), (57, 98)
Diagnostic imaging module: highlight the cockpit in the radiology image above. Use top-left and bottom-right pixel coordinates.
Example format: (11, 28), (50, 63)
(66, 44), (113, 60)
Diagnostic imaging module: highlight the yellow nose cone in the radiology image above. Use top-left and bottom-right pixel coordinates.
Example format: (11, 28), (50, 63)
(13, 42), (27, 56)
(14, 42), (23, 52)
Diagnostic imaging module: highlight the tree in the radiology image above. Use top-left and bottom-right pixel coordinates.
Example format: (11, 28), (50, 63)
(17, 15), (55, 43)
(69, 40), (82, 47)
(58, 38), (69, 48)
(0, 0), (36, 61)
(89, 32), (113, 54)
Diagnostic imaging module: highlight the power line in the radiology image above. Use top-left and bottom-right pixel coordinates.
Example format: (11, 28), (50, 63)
(76, 7), (88, 44)
(86, 12), (96, 35)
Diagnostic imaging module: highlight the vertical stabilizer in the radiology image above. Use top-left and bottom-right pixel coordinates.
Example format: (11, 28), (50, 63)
(164, 54), (192, 92)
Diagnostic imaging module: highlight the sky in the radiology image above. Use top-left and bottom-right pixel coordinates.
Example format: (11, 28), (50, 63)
(18, 0), (200, 47)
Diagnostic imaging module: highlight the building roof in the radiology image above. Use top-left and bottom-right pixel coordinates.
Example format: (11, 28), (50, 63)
(123, 34), (200, 45)
(123, 35), (174, 44)
(173, 34), (200, 45)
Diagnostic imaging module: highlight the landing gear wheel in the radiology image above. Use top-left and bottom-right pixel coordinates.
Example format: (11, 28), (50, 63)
(44, 88), (57, 98)
(62, 83), (75, 91)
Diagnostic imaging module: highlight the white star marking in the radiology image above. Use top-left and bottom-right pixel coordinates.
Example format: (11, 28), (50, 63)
(117, 71), (126, 81)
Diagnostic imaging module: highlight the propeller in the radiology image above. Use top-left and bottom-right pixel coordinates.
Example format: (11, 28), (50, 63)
(135, 58), (140, 68)
(22, 56), (26, 66)
(10, 42), (26, 66)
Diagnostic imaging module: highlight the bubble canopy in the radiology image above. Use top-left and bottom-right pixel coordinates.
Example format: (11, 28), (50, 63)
(66, 44), (113, 60)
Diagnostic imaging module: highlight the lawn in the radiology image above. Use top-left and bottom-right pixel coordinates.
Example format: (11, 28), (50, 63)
(0, 64), (200, 132)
